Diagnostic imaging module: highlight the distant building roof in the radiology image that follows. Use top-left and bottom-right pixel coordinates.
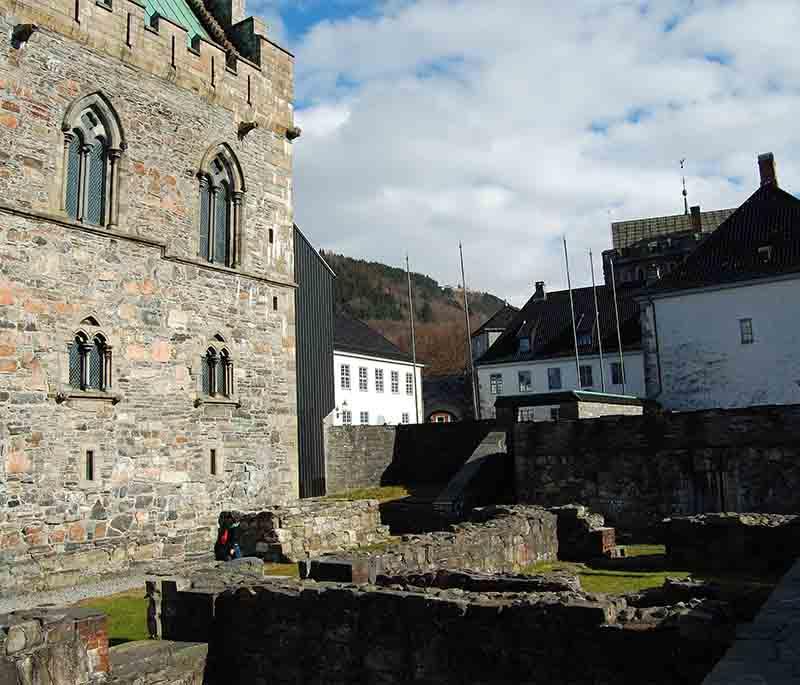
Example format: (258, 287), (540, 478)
(651, 181), (800, 294)
(472, 303), (519, 338)
(334, 313), (414, 363)
(612, 207), (736, 250)
(495, 391), (643, 408)
(475, 285), (641, 366)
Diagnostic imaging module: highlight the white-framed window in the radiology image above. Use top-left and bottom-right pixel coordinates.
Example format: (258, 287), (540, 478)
(579, 364), (594, 388)
(405, 372), (413, 395)
(391, 371), (399, 394)
(518, 407), (536, 422)
(611, 362), (625, 386)
(518, 370), (532, 392)
(401, 412), (410, 424)
(489, 373), (503, 395)
(359, 367), (368, 392)
(518, 337), (531, 354)
(547, 367), (562, 390)
(340, 364), (351, 390)
(740, 318), (754, 345)
(550, 407), (560, 422)
(360, 411), (369, 425)
(375, 369), (384, 393)
(342, 409), (352, 425)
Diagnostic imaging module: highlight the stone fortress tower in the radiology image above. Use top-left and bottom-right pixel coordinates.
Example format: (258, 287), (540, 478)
(0, 0), (299, 592)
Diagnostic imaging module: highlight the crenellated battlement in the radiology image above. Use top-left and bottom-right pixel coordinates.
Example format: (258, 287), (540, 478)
(1, 0), (294, 134)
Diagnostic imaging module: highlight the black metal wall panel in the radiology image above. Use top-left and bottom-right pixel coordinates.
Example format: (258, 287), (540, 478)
(294, 226), (336, 498)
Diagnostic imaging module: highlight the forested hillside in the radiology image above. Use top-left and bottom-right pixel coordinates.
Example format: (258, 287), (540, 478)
(321, 251), (507, 375)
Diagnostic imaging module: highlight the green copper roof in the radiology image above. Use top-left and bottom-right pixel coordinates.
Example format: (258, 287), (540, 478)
(145, 0), (210, 45)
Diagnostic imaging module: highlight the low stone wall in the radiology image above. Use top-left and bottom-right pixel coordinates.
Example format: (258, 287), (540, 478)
(224, 499), (391, 562)
(199, 578), (731, 684)
(361, 505), (558, 575)
(515, 404), (800, 532)
(324, 421), (504, 493)
(664, 513), (800, 573)
(551, 505), (617, 560)
(0, 607), (109, 684)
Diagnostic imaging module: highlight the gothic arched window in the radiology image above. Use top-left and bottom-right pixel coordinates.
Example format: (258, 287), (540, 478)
(68, 331), (112, 391)
(201, 341), (234, 398)
(61, 93), (125, 228)
(198, 144), (244, 267)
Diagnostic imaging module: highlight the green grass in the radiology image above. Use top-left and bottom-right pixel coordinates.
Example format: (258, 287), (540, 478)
(621, 544), (666, 557)
(263, 562), (300, 577)
(324, 485), (410, 503)
(76, 590), (149, 646)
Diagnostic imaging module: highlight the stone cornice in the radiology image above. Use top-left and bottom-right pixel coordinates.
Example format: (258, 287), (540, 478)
(0, 203), (298, 290)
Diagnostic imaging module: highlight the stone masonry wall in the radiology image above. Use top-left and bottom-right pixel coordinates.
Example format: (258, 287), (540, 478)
(324, 425), (397, 494)
(225, 499), (390, 562)
(0, 607), (108, 684)
(0, 2), (299, 592)
(362, 505), (558, 575)
(201, 578), (729, 684)
(515, 404), (800, 532)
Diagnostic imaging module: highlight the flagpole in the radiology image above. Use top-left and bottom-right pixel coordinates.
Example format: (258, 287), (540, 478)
(609, 256), (627, 394)
(589, 249), (605, 392)
(406, 255), (420, 423)
(564, 236), (581, 389)
(460, 243), (480, 420)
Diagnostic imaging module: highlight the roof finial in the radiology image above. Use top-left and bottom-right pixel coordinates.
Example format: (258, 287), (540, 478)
(680, 158), (689, 215)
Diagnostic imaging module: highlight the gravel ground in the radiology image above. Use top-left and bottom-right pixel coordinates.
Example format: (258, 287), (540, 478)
(0, 572), (148, 614)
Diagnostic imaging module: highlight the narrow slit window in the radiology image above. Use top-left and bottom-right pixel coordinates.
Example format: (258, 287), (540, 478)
(85, 450), (95, 481)
(740, 318), (754, 345)
(210, 448), (217, 476)
(273, 296), (278, 311)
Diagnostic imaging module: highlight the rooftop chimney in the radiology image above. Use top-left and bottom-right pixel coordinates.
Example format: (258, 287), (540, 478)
(690, 205), (701, 232)
(533, 281), (546, 301)
(758, 152), (778, 187)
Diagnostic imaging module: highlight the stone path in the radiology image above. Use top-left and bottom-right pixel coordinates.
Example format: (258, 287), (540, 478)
(0, 571), (147, 614)
(703, 558), (800, 684)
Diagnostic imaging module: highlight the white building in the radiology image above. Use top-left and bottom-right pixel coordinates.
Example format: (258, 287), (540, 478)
(639, 153), (800, 411)
(475, 282), (645, 420)
(333, 313), (424, 426)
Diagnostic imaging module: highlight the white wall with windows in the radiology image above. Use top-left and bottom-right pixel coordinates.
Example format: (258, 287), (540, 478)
(645, 276), (800, 411)
(333, 350), (424, 426)
(476, 351), (645, 418)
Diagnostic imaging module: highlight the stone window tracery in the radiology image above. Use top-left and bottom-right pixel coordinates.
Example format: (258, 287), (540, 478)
(61, 93), (125, 228)
(201, 344), (234, 397)
(198, 144), (245, 268)
(68, 331), (112, 392)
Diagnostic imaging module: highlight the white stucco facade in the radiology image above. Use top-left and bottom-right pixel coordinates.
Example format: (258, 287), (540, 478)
(475, 350), (645, 419)
(333, 350), (424, 426)
(643, 275), (800, 411)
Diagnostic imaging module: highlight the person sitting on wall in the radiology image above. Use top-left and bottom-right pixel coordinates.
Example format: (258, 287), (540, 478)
(214, 512), (242, 561)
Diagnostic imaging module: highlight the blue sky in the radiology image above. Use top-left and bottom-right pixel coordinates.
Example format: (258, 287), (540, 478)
(250, 0), (800, 304)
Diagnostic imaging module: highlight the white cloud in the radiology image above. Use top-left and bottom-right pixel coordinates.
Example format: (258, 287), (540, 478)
(284, 0), (800, 305)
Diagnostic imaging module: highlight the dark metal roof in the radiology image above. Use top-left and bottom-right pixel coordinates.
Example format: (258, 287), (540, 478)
(650, 183), (800, 293)
(334, 313), (414, 363)
(495, 391), (643, 408)
(475, 285), (641, 365)
(472, 303), (519, 337)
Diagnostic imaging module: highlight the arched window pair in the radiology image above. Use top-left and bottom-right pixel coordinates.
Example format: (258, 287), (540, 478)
(198, 145), (245, 268)
(68, 331), (112, 391)
(201, 337), (233, 397)
(61, 93), (125, 228)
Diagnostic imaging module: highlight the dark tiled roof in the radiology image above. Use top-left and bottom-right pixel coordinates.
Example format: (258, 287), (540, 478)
(334, 313), (413, 363)
(612, 208), (736, 250)
(652, 183), (800, 293)
(475, 285), (641, 366)
(472, 304), (519, 337)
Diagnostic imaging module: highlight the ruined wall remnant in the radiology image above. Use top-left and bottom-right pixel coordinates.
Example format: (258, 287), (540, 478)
(0, 608), (108, 684)
(223, 499), (391, 562)
(515, 404), (800, 531)
(197, 578), (730, 685)
(362, 505), (558, 575)
(664, 513), (800, 573)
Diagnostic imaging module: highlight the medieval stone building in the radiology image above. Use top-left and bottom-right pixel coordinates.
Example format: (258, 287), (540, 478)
(0, 0), (299, 592)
